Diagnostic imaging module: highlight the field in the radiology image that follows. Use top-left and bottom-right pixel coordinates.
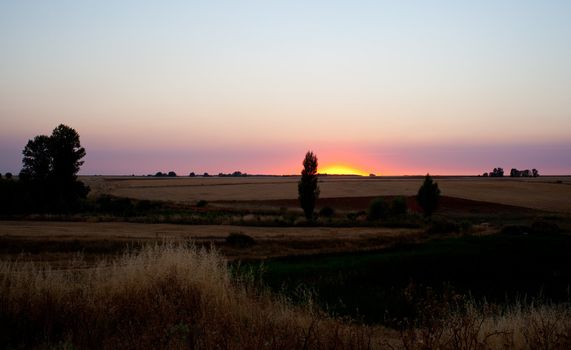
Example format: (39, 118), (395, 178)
(86, 175), (571, 213)
(2, 175), (571, 349)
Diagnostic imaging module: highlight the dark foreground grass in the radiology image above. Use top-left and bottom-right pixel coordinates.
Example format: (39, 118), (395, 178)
(257, 232), (571, 325)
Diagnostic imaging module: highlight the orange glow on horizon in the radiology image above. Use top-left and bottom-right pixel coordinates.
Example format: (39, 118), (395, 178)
(319, 164), (371, 176)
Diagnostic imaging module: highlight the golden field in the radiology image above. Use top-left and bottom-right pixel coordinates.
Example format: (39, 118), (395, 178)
(85, 176), (571, 213)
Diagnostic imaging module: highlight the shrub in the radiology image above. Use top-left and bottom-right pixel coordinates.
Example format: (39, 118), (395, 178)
(226, 232), (256, 247)
(426, 218), (460, 235)
(368, 197), (387, 221)
(501, 225), (531, 235)
(389, 196), (408, 216)
(531, 221), (560, 235)
(4, 172), (12, 180)
(96, 195), (135, 216)
(318, 206), (335, 218)
(196, 200), (208, 208)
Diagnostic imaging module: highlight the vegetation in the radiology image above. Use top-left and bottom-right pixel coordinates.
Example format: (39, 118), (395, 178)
(0, 244), (372, 349)
(298, 151), (320, 221)
(367, 197), (387, 220)
(416, 174), (441, 218)
(0, 124), (89, 214)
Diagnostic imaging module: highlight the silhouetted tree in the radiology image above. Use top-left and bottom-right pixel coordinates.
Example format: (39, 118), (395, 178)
(16, 124), (89, 212)
(5, 172), (12, 180)
(532, 168), (539, 177)
(20, 135), (52, 182)
(490, 168), (504, 177)
(50, 124), (86, 185)
(203, 172), (210, 177)
(168, 171), (177, 177)
(298, 151), (320, 221)
(189, 172), (196, 177)
(417, 173), (441, 218)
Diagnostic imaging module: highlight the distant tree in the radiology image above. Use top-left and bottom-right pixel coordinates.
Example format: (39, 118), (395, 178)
(298, 151), (320, 221)
(417, 174), (441, 218)
(167, 171), (177, 177)
(490, 168), (504, 177)
(189, 172), (196, 177)
(5, 172), (12, 180)
(155, 172), (164, 177)
(521, 169), (531, 177)
(510, 168), (520, 177)
(203, 172), (210, 177)
(232, 171), (243, 177)
(532, 168), (539, 177)
(482, 172), (489, 177)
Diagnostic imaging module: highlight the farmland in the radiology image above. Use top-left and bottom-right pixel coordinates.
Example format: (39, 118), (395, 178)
(2, 175), (570, 349)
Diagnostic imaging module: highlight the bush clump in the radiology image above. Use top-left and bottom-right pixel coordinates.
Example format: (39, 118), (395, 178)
(426, 218), (460, 235)
(501, 225), (532, 236)
(531, 221), (560, 235)
(318, 206), (335, 218)
(96, 195), (135, 216)
(196, 200), (208, 208)
(368, 198), (387, 221)
(226, 232), (256, 247)
(389, 196), (408, 216)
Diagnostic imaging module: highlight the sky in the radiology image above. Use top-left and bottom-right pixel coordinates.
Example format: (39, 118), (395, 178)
(1, 0), (570, 175)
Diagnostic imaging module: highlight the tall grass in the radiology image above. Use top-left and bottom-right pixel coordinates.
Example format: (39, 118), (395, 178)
(396, 299), (571, 350)
(1, 243), (570, 349)
(0, 243), (373, 349)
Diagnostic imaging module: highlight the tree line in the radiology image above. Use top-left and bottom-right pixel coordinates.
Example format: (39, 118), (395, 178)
(482, 167), (539, 177)
(2, 124), (440, 218)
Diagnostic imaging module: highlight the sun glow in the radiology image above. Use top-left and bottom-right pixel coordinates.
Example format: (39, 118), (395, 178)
(319, 165), (370, 176)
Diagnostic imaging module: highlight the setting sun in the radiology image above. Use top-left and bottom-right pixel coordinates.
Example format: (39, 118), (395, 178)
(319, 165), (371, 176)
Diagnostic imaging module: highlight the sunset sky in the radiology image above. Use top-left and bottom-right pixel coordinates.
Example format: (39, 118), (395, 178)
(1, 1), (570, 175)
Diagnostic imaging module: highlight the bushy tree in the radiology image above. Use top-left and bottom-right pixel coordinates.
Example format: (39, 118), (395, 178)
(298, 151), (320, 220)
(17, 124), (89, 211)
(417, 174), (441, 218)
(20, 135), (52, 182)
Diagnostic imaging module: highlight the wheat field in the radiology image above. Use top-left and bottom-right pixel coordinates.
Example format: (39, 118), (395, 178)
(84, 176), (571, 213)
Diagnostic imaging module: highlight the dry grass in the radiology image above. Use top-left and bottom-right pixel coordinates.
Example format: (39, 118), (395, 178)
(84, 176), (571, 213)
(1, 243), (570, 349)
(0, 220), (422, 262)
(0, 243), (377, 349)
(395, 301), (571, 350)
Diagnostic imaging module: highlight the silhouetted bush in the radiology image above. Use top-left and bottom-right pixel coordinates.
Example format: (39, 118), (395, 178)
(189, 172), (196, 177)
(389, 196), (408, 216)
(5, 172), (12, 180)
(367, 198), (387, 221)
(501, 225), (531, 235)
(168, 171), (177, 177)
(96, 195), (135, 216)
(319, 206), (335, 218)
(203, 172), (210, 177)
(226, 232), (256, 247)
(531, 221), (560, 235)
(426, 218), (460, 235)
(134, 200), (160, 213)
(196, 200), (208, 208)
